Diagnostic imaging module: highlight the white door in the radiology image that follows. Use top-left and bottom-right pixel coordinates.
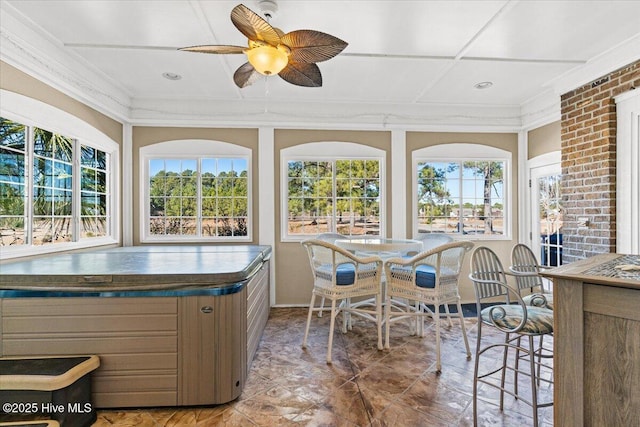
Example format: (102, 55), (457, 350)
(530, 159), (562, 266)
(615, 90), (640, 254)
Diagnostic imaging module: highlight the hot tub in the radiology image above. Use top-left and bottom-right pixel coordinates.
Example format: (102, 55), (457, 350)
(0, 245), (271, 407)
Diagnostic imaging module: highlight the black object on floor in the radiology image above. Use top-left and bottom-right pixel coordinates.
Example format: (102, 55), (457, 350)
(0, 356), (100, 427)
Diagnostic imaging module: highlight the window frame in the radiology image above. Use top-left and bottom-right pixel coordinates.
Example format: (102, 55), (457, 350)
(412, 143), (512, 240)
(139, 139), (252, 243)
(281, 141), (386, 242)
(1, 90), (119, 260)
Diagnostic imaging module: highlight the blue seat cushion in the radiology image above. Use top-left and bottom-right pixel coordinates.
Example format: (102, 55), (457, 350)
(415, 265), (436, 288)
(317, 263), (356, 285)
(390, 264), (436, 288)
(335, 263), (356, 285)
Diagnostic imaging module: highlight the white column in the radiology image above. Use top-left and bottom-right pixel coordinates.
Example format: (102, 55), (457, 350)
(122, 123), (133, 246)
(615, 90), (640, 254)
(517, 130), (529, 245)
(258, 127), (276, 305)
(391, 130), (407, 239)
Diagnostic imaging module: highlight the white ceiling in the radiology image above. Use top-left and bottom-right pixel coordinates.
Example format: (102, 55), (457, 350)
(1, 0), (639, 129)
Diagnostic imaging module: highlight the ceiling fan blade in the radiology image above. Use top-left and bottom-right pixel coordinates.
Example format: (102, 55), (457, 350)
(179, 45), (245, 54)
(281, 30), (348, 63)
(279, 62), (322, 87)
(234, 62), (262, 88)
(231, 4), (281, 46)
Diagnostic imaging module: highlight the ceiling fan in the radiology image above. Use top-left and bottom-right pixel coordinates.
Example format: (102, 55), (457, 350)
(179, 2), (348, 88)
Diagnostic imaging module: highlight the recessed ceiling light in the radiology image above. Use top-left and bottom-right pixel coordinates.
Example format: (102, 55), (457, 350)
(162, 72), (182, 81)
(474, 81), (493, 89)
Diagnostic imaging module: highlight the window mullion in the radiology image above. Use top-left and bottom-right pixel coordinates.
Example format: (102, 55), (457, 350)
(197, 159), (202, 238)
(106, 151), (112, 237)
(25, 126), (34, 245)
(332, 161), (337, 233)
(72, 139), (80, 241)
(458, 161), (464, 235)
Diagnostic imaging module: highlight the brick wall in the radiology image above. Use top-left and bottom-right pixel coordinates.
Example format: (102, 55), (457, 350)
(560, 60), (640, 262)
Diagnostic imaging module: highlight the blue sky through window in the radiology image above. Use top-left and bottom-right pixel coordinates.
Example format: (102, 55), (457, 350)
(422, 161), (503, 203)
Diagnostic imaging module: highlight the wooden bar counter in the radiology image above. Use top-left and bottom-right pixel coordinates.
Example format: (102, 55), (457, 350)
(541, 253), (640, 427)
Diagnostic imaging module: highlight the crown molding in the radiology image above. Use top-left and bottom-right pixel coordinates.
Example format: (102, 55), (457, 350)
(520, 89), (561, 131)
(128, 97), (523, 132)
(0, 1), (131, 122)
(546, 33), (640, 96)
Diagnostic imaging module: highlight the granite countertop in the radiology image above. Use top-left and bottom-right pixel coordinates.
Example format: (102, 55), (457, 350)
(541, 253), (640, 290)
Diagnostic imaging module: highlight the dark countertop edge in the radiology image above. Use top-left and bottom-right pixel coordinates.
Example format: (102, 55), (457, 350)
(540, 253), (640, 290)
(0, 281), (247, 298)
(0, 271), (258, 286)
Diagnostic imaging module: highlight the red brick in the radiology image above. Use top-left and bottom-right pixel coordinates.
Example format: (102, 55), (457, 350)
(567, 108), (584, 119)
(620, 72), (637, 84)
(593, 91), (610, 102)
(584, 133), (602, 142)
(593, 122), (614, 132)
(576, 113), (592, 123)
(612, 84), (635, 97)
(576, 128), (594, 137)
(600, 78), (619, 91)
(583, 148), (604, 158)
(564, 92), (582, 105)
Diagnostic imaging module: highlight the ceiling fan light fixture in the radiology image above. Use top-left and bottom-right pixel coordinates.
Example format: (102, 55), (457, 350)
(179, 4), (347, 87)
(246, 44), (289, 75)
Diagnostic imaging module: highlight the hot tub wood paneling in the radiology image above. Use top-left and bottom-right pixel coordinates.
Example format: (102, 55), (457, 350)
(2, 297), (179, 407)
(247, 262), (270, 373)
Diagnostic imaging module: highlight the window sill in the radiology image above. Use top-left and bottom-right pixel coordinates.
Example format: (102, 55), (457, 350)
(140, 236), (253, 244)
(0, 238), (119, 261)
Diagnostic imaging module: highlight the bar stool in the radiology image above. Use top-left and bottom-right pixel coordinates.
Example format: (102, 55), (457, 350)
(468, 246), (554, 427)
(510, 243), (553, 310)
(510, 243), (554, 390)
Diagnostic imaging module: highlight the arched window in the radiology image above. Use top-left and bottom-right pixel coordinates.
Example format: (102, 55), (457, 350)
(140, 139), (252, 242)
(1, 90), (119, 259)
(413, 143), (511, 239)
(281, 142), (385, 241)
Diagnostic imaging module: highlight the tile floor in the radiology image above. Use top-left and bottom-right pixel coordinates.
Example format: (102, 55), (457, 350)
(92, 307), (553, 426)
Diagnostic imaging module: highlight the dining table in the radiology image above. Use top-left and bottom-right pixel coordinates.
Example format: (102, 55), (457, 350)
(334, 237), (423, 259)
(333, 237), (424, 315)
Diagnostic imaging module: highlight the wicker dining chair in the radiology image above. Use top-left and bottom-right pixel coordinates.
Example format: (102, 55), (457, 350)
(383, 241), (474, 373)
(314, 233), (350, 317)
(301, 239), (384, 363)
(414, 233), (454, 251)
(469, 246), (554, 427)
(316, 232), (347, 243)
